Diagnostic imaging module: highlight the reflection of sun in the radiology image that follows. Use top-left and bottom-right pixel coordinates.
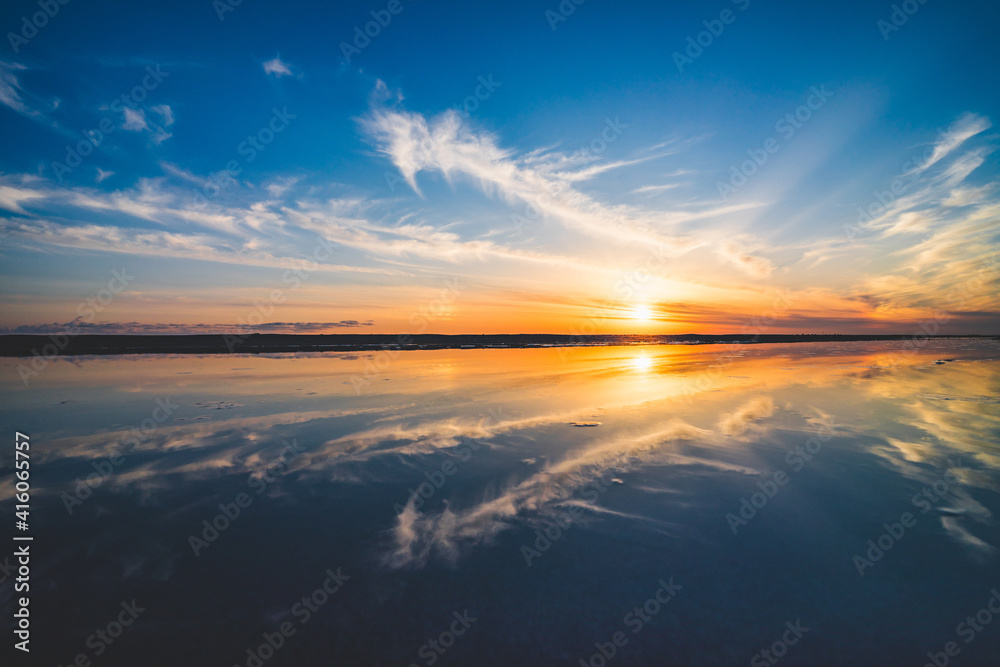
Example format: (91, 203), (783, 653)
(630, 305), (652, 321)
(631, 353), (653, 372)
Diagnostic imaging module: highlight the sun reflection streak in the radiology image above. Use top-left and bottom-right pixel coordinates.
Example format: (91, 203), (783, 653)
(631, 352), (653, 372)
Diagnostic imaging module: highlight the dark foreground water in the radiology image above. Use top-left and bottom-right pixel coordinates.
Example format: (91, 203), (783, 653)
(1, 340), (999, 666)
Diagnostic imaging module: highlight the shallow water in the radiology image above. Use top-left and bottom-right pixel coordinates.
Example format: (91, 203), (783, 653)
(1, 340), (999, 666)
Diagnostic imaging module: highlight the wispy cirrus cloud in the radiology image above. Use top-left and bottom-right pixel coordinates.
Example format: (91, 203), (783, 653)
(361, 90), (779, 280)
(151, 104), (174, 126)
(914, 112), (992, 175)
(0, 61), (30, 114)
(364, 102), (736, 253)
(121, 105), (173, 143)
(716, 238), (775, 278)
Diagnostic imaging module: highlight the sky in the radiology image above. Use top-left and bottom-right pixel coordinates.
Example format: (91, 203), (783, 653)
(0, 0), (998, 335)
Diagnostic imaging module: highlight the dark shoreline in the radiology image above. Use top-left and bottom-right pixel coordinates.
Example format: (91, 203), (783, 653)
(0, 333), (996, 357)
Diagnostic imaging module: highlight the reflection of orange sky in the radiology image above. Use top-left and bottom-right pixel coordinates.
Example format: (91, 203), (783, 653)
(4, 339), (998, 570)
(8, 340), (996, 423)
(5, 340), (997, 560)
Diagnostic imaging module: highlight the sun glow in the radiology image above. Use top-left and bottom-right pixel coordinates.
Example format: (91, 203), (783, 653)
(631, 352), (653, 372)
(630, 305), (653, 321)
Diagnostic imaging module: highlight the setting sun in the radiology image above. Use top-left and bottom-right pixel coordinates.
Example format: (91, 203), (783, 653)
(630, 305), (653, 321)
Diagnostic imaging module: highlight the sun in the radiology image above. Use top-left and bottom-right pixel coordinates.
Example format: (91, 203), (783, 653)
(630, 305), (653, 321)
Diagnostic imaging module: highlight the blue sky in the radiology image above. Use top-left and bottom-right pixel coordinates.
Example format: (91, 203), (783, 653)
(1, 0), (998, 334)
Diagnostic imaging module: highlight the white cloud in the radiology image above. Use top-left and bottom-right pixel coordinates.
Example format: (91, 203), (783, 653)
(151, 104), (174, 126)
(361, 105), (724, 257)
(121, 106), (173, 143)
(0, 61), (28, 114)
(716, 238), (775, 278)
(264, 176), (300, 197)
(263, 57), (293, 77)
(0, 183), (45, 214)
(151, 126), (173, 144)
(717, 396), (776, 436)
(914, 112), (992, 175)
(631, 183), (684, 196)
(122, 107), (148, 131)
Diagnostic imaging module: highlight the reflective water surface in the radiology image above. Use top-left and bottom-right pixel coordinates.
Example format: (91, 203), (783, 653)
(1, 340), (999, 666)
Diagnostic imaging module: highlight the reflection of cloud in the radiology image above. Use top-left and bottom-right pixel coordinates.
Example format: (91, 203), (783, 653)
(298, 409), (603, 471)
(4, 342), (997, 576)
(384, 419), (750, 569)
(860, 360), (999, 558)
(941, 516), (996, 559)
(868, 363), (1000, 471)
(0, 405), (396, 502)
(880, 437), (936, 463)
(717, 395), (775, 436)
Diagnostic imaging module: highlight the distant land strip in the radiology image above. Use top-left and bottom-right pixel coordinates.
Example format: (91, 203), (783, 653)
(0, 333), (996, 357)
